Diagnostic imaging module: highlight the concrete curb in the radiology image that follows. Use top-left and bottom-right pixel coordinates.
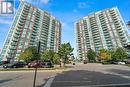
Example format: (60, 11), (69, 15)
(0, 69), (70, 73)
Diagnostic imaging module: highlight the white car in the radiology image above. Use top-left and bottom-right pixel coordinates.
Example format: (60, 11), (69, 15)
(0, 65), (3, 68)
(118, 61), (126, 65)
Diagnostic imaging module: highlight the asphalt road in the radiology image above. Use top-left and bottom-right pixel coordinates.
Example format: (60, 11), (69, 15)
(0, 71), (61, 87)
(50, 63), (130, 87)
(0, 64), (130, 87)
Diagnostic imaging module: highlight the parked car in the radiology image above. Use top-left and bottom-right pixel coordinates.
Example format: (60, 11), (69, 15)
(117, 61), (126, 65)
(0, 61), (10, 68)
(0, 62), (2, 66)
(126, 60), (130, 64)
(42, 61), (54, 68)
(102, 60), (125, 65)
(0, 62), (3, 68)
(3, 61), (27, 68)
(109, 61), (118, 64)
(28, 60), (44, 68)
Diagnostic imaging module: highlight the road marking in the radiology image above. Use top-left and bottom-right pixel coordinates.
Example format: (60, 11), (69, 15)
(44, 76), (55, 87)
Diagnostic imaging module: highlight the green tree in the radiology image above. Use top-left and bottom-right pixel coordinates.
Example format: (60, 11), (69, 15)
(41, 50), (54, 61)
(87, 49), (96, 62)
(53, 53), (60, 64)
(109, 50), (115, 60)
(98, 49), (111, 61)
(18, 47), (40, 62)
(41, 50), (60, 64)
(58, 43), (74, 63)
(112, 48), (128, 61)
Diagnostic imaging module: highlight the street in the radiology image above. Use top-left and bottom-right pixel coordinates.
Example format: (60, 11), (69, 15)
(0, 71), (61, 87)
(50, 63), (130, 87)
(0, 63), (130, 87)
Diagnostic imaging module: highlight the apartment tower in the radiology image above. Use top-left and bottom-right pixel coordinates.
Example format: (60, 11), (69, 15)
(0, 2), (61, 61)
(76, 7), (129, 60)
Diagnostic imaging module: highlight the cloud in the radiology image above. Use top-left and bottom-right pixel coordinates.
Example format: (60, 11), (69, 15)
(78, 2), (90, 8)
(0, 19), (12, 24)
(41, 0), (50, 4)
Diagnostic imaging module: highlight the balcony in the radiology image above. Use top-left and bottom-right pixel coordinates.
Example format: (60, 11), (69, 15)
(9, 47), (16, 50)
(31, 33), (37, 36)
(32, 29), (37, 33)
(11, 42), (17, 46)
(30, 39), (35, 43)
(23, 7), (29, 12)
(16, 28), (21, 32)
(14, 32), (20, 36)
(92, 33), (99, 36)
(18, 22), (24, 27)
(33, 25), (38, 29)
(20, 16), (26, 20)
(22, 11), (28, 16)
(12, 38), (18, 42)
(19, 19), (25, 24)
(7, 51), (14, 55)
(119, 32), (124, 36)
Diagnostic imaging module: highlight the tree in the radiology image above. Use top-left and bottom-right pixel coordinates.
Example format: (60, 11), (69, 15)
(58, 43), (74, 62)
(109, 50), (115, 60)
(58, 43), (74, 67)
(87, 49), (96, 62)
(98, 49), (111, 61)
(41, 50), (54, 61)
(53, 53), (60, 64)
(112, 48), (128, 61)
(18, 47), (40, 62)
(41, 50), (60, 64)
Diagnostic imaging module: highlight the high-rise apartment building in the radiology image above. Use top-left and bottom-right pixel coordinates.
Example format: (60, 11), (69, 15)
(76, 7), (129, 60)
(0, 2), (61, 61)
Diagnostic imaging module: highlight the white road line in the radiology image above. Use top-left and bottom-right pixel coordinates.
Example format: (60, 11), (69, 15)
(43, 76), (55, 87)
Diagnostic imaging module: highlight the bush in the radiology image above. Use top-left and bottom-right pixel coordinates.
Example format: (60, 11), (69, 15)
(102, 61), (111, 64)
(89, 60), (96, 63)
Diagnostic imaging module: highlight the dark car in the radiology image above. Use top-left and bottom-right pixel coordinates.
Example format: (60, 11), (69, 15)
(3, 61), (27, 68)
(126, 60), (130, 64)
(28, 60), (44, 68)
(0, 62), (2, 65)
(43, 61), (54, 68)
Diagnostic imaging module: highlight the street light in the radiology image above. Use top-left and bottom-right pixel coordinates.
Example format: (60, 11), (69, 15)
(33, 41), (41, 87)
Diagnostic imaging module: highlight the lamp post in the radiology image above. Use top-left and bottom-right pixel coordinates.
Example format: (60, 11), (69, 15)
(33, 41), (41, 87)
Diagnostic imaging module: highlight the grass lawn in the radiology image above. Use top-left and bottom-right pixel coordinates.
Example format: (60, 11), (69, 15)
(125, 64), (130, 67)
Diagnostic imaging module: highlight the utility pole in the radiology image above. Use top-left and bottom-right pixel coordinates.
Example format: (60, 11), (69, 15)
(33, 41), (41, 87)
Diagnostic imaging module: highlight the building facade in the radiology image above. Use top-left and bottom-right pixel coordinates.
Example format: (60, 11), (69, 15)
(76, 7), (129, 60)
(0, 2), (61, 61)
